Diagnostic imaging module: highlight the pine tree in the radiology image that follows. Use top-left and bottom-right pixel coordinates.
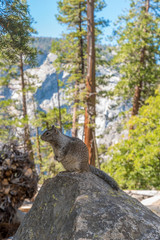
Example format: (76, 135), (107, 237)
(56, 75), (62, 132)
(111, 0), (160, 116)
(52, 0), (108, 166)
(84, 0), (96, 165)
(0, 0), (24, 38)
(101, 0), (160, 189)
(52, 0), (87, 137)
(0, 0), (38, 161)
(102, 87), (160, 189)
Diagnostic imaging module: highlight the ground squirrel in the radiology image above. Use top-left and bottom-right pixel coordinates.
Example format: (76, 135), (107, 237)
(41, 125), (119, 190)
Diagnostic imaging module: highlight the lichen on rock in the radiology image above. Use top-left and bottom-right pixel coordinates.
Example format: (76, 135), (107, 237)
(14, 172), (160, 240)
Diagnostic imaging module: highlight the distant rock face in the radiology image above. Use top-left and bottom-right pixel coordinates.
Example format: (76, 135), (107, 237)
(14, 172), (160, 240)
(32, 53), (69, 111)
(8, 51), (131, 147)
(10, 53), (68, 113)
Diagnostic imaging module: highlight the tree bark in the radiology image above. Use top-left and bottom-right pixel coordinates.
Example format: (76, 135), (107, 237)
(131, 0), (149, 117)
(146, 0), (150, 12)
(56, 74), (62, 132)
(35, 126), (42, 167)
(131, 82), (142, 116)
(32, 96), (42, 167)
(20, 53), (34, 162)
(72, 80), (78, 137)
(79, 2), (85, 77)
(84, 0), (96, 166)
(72, 2), (84, 138)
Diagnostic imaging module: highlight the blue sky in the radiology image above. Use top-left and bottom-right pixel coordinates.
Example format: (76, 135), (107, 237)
(28, 0), (130, 44)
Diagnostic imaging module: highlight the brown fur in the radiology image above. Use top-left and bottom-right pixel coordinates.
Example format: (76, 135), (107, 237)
(41, 125), (119, 190)
(41, 126), (89, 172)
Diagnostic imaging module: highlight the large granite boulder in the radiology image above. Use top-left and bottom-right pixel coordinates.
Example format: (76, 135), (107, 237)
(14, 172), (160, 240)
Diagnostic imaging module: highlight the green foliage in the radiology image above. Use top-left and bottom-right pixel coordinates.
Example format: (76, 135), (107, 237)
(0, 99), (17, 142)
(111, 0), (160, 102)
(98, 143), (107, 163)
(51, 0), (87, 135)
(101, 1), (160, 190)
(0, 0), (37, 64)
(31, 106), (72, 181)
(101, 89), (160, 190)
(32, 37), (55, 54)
(32, 107), (72, 131)
(33, 140), (64, 183)
(0, 0), (32, 38)
(52, 0), (109, 136)
(0, 0), (38, 164)
(0, 0), (38, 84)
(0, 1), (63, 183)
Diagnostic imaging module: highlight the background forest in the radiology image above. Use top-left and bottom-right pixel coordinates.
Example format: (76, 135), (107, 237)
(0, 0), (160, 190)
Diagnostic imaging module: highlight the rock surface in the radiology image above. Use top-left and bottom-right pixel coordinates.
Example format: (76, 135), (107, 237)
(14, 172), (160, 240)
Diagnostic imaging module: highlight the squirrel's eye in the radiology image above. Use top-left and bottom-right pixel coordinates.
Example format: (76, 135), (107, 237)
(45, 132), (49, 135)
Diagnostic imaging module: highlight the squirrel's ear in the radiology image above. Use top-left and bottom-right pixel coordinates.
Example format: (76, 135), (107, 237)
(51, 125), (58, 133)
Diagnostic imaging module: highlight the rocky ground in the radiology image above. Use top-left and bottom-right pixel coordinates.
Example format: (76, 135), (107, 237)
(12, 190), (160, 220)
(19, 190), (160, 217)
(125, 190), (160, 217)
(13, 173), (160, 240)
(5, 189), (160, 240)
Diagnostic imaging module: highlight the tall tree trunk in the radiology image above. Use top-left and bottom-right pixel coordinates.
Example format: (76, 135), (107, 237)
(79, 2), (85, 77)
(131, 0), (149, 117)
(146, 0), (149, 12)
(84, 0), (96, 166)
(56, 74), (62, 132)
(72, 80), (78, 137)
(131, 82), (142, 116)
(72, 2), (84, 138)
(20, 53), (34, 162)
(35, 126), (42, 166)
(32, 96), (42, 167)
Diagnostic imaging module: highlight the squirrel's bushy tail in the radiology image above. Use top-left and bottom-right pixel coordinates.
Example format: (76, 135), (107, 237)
(89, 165), (119, 191)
